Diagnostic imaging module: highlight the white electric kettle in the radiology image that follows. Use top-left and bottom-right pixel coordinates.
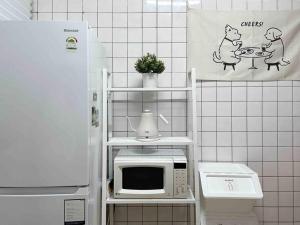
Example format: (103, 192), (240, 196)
(127, 109), (168, 141)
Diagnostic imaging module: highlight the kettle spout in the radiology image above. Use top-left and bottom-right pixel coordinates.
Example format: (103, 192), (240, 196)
(159, 114), (169, 124)
(126, 116), (137, 132)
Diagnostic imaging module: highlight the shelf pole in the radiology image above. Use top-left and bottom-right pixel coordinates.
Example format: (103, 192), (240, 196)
(107, 72), (113, 180)
(191, 68), (200, 225)
(101, 68), (108, 225)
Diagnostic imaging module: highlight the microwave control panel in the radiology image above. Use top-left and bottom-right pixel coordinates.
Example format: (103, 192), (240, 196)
(173, 163), (188, 198)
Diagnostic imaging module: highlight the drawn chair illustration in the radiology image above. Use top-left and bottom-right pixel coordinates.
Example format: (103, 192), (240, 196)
(267, 62), (280, 71)
(223, 63), (236, 71)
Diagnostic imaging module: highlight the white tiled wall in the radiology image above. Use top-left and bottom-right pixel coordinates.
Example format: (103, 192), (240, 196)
(33, 0), (300, 224)
(0, 0), (32, 20)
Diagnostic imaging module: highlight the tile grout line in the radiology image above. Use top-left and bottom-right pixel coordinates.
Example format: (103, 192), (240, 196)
(291, 1), (295, 224)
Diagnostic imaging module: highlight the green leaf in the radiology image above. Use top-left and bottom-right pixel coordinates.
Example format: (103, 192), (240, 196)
(134, 53), (165, 74)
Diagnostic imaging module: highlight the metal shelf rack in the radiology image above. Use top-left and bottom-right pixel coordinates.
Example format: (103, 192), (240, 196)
(101, 68), (200, 225)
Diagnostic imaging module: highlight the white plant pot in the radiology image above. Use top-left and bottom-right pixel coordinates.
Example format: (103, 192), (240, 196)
(142, 73), (158, 88)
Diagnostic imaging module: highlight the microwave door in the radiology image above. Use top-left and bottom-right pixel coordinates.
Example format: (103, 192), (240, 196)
(123, 167), (163, 190)
(114, 163), (174, 199)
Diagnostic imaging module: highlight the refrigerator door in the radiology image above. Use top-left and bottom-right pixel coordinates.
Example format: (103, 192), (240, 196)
(0, 22), (89, 187)
(0, 187), (89, 225)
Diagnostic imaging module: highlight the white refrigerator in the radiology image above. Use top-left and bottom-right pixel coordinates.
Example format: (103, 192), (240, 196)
(0, 21), (104, 225)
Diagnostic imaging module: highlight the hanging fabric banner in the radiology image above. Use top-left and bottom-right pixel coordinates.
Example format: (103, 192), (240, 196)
(188, 9), (300, 80)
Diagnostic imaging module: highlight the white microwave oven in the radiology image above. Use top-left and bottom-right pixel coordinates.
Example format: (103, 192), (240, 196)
(114, 149), (188, 199)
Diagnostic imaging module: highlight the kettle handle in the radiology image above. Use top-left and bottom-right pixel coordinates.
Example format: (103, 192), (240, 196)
(159, 114), (169, 124)
(126, 116), (137, 132)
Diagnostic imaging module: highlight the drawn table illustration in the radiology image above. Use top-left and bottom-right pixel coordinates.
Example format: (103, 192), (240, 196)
(236, 47), (271, 70)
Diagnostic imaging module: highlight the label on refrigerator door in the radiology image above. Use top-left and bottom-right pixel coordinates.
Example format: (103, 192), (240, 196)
(64, 199), (85, 225)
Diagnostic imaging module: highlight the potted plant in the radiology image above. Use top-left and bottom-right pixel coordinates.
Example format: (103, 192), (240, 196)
(134, 53), (165, 88)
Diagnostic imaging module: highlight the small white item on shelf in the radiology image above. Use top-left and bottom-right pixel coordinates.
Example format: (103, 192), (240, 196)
(127, 109), (168, 141)
(142, 73), (158, 88)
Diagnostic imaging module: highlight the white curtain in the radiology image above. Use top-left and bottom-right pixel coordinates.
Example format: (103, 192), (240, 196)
(188, 9), (300, 80)
(0, 0), (32, 20)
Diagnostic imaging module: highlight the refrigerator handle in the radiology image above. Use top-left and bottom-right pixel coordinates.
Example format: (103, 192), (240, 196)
(0, 186), (86, 195)
(92, 106), (99, 127)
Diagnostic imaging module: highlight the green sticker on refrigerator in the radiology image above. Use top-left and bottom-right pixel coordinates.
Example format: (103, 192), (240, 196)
(66, 36), (78, 50)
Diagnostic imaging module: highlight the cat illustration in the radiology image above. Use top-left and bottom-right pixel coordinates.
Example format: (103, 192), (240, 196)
(263, 27), (290, 68)
(213, 25), (242, 70)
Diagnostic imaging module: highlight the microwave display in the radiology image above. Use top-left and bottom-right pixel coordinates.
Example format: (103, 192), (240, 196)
(174, 163), (186, 169)
(122, 167), (164, 190)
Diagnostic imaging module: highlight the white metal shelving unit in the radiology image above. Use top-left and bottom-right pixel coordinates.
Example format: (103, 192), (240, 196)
(107, 87), (192, 92)
(101, 68), (200, 225)
(107, 136), (193, 146)
(106, 187), (196, 204)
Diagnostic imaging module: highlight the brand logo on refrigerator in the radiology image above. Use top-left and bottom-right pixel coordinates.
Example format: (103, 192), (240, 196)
(64, 29), (79, 33)
(66, 36), (78, 50)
